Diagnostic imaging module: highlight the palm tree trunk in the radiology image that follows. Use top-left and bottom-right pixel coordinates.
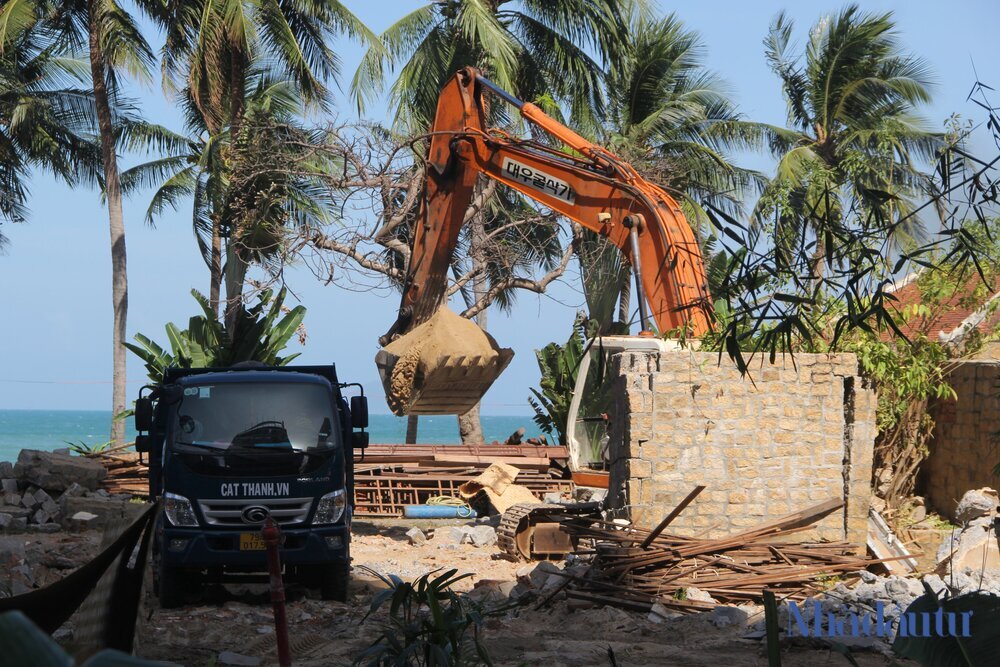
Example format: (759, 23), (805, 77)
(87, 1), (127, 446)
(210, 214), (222, 317)
(456, 214), (488, 444)
(458, 404), (484, 443)
(223, 239), (249, 330)
(221, 50), (248, 324)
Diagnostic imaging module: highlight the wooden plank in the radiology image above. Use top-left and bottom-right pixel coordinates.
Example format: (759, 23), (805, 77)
(640, 486), (705, 549)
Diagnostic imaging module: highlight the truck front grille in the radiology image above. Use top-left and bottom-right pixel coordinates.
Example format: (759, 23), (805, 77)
(197, 497), (313, 526)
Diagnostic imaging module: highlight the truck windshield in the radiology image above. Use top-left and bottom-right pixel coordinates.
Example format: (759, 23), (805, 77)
(171, 382), (338, 454)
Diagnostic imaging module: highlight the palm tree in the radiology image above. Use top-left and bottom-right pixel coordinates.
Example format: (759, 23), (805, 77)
(579, 11), (768, 331)
(158, 0), (377, 318)
(0, 12), (98, 249)
(352, 0), (629, 133)
(122, 76), (339, 313)
(757, 5), (938, 284)
(10, 0), (156, 446)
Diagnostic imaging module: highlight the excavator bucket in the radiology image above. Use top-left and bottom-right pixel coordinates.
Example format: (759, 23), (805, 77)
(375, 307), (514, 416)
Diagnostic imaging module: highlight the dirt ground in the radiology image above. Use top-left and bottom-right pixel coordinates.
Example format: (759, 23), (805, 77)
(23, 519), (914, 666)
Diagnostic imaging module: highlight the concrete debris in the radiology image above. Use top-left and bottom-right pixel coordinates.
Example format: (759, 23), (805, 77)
(29, 524), (61, 534)
(217, 651), (261, 666)
(405, 527), (427, 546)
(0, 536), (26, 565)
(684, 587), (716, 604)
(0, 462), (13, 478)
(646, 602), (684, 624)
(0, 537), (31, 598)
(517, 561), (563, 590)
(62, 482), (87, 498)
(20, 492), (39, 511)
(435, 524), (498, 548)
(442, 526), (473, 545)
(710, 606), (748, 629)
(507, 582), (534, 601)
(59, 495), (147, 529)
(467, 525), (497, 547)
(1, 478), (17, 494)
(904, 496), (927, 523)
(955, 488), (999, 524)
(935, 512), (1000, 575)
(753, 567), (1000, 650)
(13, 449), (107, 492)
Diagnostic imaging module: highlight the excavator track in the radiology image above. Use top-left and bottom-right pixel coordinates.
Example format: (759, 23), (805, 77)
(497, 502), (601, 561)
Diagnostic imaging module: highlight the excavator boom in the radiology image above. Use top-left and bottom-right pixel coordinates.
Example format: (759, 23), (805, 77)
(377, 68), (712, 416)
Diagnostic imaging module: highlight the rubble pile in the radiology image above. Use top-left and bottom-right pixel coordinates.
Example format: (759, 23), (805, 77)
(0, 531), (101, 598)
(0, 449), (141, 534)
(547, 492), (886, 613)
(935, 487), (1000, 578)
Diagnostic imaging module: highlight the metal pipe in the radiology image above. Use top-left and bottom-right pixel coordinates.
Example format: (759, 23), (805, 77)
(624, 216), (652, 333)
(262, 517), (292, 667)
(475, 74), (525, 110)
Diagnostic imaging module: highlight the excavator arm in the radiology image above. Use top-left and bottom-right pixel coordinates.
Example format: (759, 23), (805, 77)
(376, 67), (712, 416)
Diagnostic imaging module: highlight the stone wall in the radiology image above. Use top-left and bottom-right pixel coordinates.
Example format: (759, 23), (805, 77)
(605, 351), (875, 547)
(924, 360), (1000, 518)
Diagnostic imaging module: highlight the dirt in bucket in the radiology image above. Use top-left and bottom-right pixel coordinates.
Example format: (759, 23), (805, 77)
(380, 307), (504, 413)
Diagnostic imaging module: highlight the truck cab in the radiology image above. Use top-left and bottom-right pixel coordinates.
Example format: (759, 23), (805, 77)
(134, 364), (367, 607)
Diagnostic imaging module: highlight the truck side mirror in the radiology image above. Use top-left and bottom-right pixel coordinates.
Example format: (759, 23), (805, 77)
(135, 398), (154, 431)
(135, 434), (151, 453)
(350, 396), (368, 429)
(352, 431), (369, 449)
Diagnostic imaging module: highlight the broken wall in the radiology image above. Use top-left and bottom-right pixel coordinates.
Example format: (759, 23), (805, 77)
(924, 360), (1000, 518)
(606, 351), (874, 547)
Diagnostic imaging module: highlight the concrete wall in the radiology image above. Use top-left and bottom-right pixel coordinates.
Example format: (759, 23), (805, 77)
(605, 351), (875, 547)
(924, 360), (1000, 518)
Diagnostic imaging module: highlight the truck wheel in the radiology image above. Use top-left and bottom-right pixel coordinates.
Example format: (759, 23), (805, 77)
(157, 565), (187, 609)
(319, 559), (350, 602)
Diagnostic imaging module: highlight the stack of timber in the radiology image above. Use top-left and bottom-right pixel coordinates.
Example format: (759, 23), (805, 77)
(555, 489), (905, 614)
(94, 449), (149, 496)
(92, 443), (573, 512)
(355, 444), (573, 517)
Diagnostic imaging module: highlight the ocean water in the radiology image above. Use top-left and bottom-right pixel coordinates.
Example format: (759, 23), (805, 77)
(0, 410), (541, 463)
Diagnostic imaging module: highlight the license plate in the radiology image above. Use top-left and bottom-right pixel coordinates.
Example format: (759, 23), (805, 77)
(239, 533), (266, 551)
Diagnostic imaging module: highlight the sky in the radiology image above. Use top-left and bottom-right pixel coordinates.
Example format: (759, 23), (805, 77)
(1, 0), (998, 415)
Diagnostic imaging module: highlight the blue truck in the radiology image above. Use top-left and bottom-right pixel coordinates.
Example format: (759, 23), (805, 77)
(133, 363), (368, 608)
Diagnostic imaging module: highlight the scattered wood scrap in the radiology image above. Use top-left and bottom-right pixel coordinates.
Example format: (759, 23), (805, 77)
(550, 492), (908, 614)
(91, 444), (573, 514)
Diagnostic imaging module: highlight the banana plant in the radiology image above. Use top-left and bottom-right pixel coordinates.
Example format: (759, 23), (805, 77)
(125, 287), (305, 383)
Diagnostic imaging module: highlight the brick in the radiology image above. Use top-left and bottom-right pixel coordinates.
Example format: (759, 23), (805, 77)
(626, 458), (652, 478)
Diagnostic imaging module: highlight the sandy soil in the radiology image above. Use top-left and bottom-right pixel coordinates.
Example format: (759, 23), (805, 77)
(9, 519), (914, 666)
(115, 519), (909, 667)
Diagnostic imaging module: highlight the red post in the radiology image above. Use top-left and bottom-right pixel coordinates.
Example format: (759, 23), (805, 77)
(262, 517), (292, 667)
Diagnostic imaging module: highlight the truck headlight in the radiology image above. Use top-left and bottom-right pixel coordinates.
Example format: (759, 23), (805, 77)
(164, 492), (198, 527)
(314, 489), (346, 524)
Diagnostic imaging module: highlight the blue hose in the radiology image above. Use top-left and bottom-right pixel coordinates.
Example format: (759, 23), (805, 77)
(403, 505), (477, 519)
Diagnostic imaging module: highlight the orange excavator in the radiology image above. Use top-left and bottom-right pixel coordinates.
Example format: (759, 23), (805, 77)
(375, 67), (712, 417)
